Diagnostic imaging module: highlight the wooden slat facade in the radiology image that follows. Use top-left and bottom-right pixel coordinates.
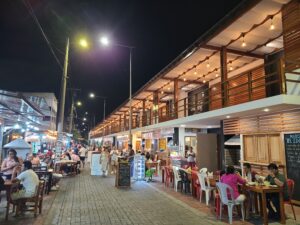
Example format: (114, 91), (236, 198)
(223, 109), (300, 135)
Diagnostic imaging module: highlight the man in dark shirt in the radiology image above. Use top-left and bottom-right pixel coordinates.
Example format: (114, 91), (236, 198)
(265, 163), (288, 220)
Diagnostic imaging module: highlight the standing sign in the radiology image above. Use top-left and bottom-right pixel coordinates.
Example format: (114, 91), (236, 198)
(115, 162), (130, 188)
(284, 133), (300, 201)
(91, 152), (102, 176)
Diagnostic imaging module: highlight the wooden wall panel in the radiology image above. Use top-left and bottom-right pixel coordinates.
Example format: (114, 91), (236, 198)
(224, 109), (300, 135)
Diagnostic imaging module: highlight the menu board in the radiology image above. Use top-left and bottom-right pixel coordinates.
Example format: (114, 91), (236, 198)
(284, 133), (300, 201)
(116, 162), (131, 188)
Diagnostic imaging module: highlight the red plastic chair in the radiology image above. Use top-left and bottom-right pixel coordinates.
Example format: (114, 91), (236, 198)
(285, 179), (296, 220)
(165, 167), (173, 188)
(191, 171), (200, 199)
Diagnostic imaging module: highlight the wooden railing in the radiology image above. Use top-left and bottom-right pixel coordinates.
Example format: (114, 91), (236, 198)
(92, 58), (300, 137)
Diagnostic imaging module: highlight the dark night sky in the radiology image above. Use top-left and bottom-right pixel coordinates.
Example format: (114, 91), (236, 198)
(0, 0), (243, 130)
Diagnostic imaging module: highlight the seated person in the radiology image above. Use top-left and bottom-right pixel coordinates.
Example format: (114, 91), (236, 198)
(31, 153), (40, 166)
(11, 161), (39, 200)
(221, 166), (247, 202)
(243, 163), (258, 182)
(264, 163), (288, 220)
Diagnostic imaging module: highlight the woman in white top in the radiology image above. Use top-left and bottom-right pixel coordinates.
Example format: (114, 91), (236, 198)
(110, 147), (119, 174)
(100, 148), (109, 176)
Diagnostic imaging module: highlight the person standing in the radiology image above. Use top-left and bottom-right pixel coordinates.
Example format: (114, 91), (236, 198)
(187, 146), (196, 168)
(110, 147), (119, 174)
(31, 153), (40, 166)
(127, 144), (135, 177)
(1, 149), (21, 180)
(79, 145), (87, 168)
(100, 148), (109, 176)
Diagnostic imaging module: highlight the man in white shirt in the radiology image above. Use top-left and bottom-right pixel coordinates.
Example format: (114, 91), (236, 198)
(12, 161), (39, 200)
(79, 145), (87, 168)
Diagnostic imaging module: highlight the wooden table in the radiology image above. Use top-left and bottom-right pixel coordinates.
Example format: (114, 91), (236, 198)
(244, 184), (285, 225)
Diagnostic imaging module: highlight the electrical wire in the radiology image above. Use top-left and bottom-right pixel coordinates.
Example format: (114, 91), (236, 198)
(21, 0), (63, 70)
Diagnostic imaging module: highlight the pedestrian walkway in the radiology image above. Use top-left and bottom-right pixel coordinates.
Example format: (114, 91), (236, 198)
(1, 168), (299, 225)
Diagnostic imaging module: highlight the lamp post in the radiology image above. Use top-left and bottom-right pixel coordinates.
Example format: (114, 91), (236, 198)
(100, 37), (134, 145)
(57, 38), (70, 154)
(89, 93), (107, 124)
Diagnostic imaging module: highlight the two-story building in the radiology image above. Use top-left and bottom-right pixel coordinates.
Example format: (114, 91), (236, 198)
(90, 0), (300, 200)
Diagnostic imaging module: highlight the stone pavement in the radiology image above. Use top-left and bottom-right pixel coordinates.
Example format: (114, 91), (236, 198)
(1, 167), (299, 225)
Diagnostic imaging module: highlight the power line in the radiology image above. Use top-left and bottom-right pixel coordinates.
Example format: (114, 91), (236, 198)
(21, 0), (63, 70)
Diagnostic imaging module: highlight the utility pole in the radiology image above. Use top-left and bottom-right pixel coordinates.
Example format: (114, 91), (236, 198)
(57, 38), (69, 154)
(68, 88), (81, 134)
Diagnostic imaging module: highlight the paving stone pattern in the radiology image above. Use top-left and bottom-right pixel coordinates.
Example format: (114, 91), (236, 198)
(43, 169), (227, 225)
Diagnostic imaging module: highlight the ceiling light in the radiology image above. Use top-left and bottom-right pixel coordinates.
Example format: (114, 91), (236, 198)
(194, 71), (197, 75)
(215, 73), (219, 77)
(263, 108), (270, 112)
(206, 61), (210, 68)
(207, 126), (212, 128)
(180, 124), (186, 127)
(269, 17), (275, 30)
(161, 91), (164, 94)
(203, 80), (206, 83)
(168, 87), (170, 90)
(242, 34), (246, 47)
(226, 115), (231, 119)
(183, 78), (186, 81)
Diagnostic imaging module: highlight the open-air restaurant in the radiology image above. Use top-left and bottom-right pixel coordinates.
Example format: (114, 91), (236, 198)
(1, 0), (300, 224)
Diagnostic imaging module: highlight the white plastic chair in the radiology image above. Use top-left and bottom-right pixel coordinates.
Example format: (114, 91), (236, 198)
(199, 167), (208, 174)
(197, 172), (215, 206)
(172, 166), (182, 192)
(216, 182), (245, 224)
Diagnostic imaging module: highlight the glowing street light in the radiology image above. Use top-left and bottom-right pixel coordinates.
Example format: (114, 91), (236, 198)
(79, 38), (89, 48)
(100, 36), (134, 144)
(100, 36), (109, 46)
(77, 101), (82, 106)
(83, 117), (87, 121)
(89, 93), (95, 98)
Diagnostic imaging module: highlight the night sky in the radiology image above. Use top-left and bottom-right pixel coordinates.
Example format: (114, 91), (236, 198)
(0, 0), (242, 129)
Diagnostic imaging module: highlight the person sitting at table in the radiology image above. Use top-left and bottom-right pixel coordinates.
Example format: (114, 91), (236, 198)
(242, 163), (258, 182)
(221, 166), (249, 218)
(1, 149), (22, 180)
(31, 153), (40, 166)
(264, 163), (288, 220)
(11, 161), (39, 201)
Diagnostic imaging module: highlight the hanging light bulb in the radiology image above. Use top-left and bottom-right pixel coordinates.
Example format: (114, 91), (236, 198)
(206, 59), (210, 68)
(270, 16), (275, 30)
(242, 34), (246, 47)
(229, 61), (233, 71)
(167, 87), (170, 90)
(161, 90), (164, 94)
(203, 80), (206, 83)
(215, 73), (219, 77)
(183, 78), (187, 81)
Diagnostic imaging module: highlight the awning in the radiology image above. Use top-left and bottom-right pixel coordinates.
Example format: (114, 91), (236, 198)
(224, 135), (240, 146)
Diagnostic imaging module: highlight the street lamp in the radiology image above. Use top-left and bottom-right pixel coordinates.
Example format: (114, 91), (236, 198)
(100, 36), (134, 145)
(88, 93), (107, 125)
(76, 101), (82, 106)
(79, 38), (89, 48)
(83, 117), (87, 121)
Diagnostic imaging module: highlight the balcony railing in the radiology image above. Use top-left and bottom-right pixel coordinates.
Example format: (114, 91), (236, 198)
(92, 57), (300, 138)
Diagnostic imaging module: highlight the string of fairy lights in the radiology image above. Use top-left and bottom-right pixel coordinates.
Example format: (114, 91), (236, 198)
(94, 10), (282, 134)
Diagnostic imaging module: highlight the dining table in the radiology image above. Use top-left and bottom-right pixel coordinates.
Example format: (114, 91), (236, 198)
(244, 184), (285, 225)
(34, 169), (53, 194)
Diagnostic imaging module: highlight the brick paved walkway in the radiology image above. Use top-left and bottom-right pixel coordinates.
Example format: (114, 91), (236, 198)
(1, 168), (299, 225)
